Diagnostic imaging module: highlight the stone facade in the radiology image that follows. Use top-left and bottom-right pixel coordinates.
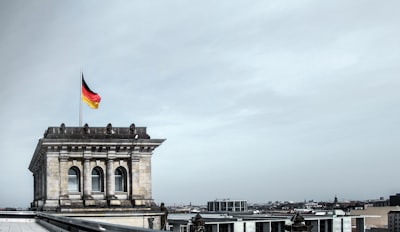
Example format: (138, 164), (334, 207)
(28, 123), (165, 212)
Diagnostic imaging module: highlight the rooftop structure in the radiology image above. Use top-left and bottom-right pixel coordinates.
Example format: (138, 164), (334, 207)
(207, 199), (248, 212)
(28, 123), (166, 228)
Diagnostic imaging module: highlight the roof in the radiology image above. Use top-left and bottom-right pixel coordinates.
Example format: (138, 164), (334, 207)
(0, 221), (49, 232)
(0, 211), (49, 232)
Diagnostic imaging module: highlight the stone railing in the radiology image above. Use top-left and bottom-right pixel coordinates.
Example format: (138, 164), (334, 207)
(43, 123), (150, 139)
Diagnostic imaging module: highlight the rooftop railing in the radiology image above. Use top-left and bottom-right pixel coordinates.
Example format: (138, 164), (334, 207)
(1, 211), (164, 232)
(36, 212), (164, 232)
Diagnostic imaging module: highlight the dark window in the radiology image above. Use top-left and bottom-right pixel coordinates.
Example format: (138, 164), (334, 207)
(228, 201), (233, 211)
(205, 225), (213, 232)
(91, 167), (103, 192)
(115, 167), (127, 192)
(256, 222), (263, 232)
(320, 220), (326, 232)
(68, 167), (80, 192)
(221, 202), (226, 211)
(208, 202), (213, 211)
(219, 224), (233, 232)
(327, 219), (332, 232)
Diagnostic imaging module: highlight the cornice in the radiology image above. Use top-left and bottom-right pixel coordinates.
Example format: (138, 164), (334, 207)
(28, 123), (166, 173)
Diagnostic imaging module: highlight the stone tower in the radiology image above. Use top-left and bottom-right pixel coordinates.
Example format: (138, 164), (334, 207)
(28, 123), (165, 212)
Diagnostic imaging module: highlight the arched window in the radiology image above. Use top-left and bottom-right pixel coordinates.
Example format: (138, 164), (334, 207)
(115, 167), (127, 192)
(68, 167), (80, 192)
(91, 167), (103, 192)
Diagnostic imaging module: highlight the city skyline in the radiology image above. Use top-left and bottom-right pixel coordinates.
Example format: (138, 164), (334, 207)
(0, 0), (400, 208)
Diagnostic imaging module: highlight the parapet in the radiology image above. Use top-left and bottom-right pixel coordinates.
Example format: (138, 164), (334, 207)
(43, 123), (150, 140)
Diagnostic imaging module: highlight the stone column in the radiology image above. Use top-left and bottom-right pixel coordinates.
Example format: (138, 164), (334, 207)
(140, 154), (153, 206)
(33, 173), (37, 200)
(83, 147), (95, 206)
(44, 153), (60, 210)
(59, 152), (69, 200)
(106, 147), (120, 205)
(83, 157), (96, 206)
(130, 153), (140, 205)
(106, 159), (115, 199)
(58, 153), (69, 208)
(38, 166), (42, 200)
(83, 159), (91, 198)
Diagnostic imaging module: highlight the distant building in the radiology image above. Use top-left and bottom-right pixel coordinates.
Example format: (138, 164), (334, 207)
(367, 197), (389, 207)
(168, 212), (367, 232)
(28, 123), (166, 228)
(388, 210), (400, 232)
(390, 194), (400, 206)
(207, 199), (248, 212)
(350, 206), (399, 229)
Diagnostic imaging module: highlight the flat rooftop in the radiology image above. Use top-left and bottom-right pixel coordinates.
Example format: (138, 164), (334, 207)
(0, 220), (50, 232)
(0, 211), (49, 232)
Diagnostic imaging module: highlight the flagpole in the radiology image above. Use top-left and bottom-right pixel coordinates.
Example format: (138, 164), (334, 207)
(79, 69), (82, 127)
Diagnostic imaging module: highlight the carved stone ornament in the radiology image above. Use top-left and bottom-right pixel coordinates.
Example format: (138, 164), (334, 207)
(83, 123), (90, 134)
(59, 123), (66, 134)
(130, 123), (136, 134)
(106, 123), (113, 135)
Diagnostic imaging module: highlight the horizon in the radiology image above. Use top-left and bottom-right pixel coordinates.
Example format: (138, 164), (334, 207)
(0, 195), (392, 209)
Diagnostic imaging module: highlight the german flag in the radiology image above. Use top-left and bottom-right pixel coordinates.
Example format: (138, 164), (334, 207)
(82, 75), (101, 109)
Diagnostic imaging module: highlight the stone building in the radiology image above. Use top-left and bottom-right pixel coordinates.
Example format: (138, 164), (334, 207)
(28, 123), (165, 213)
(390, 193), (400, 206)
(168, 212), (367, 232)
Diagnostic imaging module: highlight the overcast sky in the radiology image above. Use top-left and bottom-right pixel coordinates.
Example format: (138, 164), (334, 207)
(0, 0), (399, 208)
